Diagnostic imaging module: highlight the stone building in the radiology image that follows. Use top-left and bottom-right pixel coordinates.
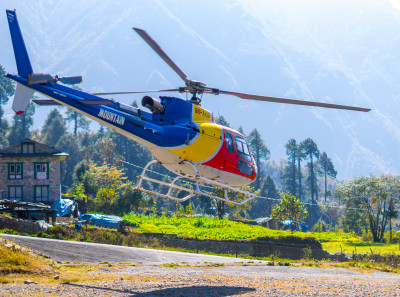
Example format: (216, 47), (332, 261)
(0, 139), (68, 204)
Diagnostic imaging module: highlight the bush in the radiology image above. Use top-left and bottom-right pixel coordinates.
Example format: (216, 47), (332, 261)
(361, 229), (373, 242)
(384, 230), (400, 244)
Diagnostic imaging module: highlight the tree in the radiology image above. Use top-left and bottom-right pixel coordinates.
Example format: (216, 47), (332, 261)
(318, 152), (337, 202)
(296, 142), (307, 200)
(65, 108), (90, 135)
(63, 86), (90, 135)
(271, 193), (308, 232)
(98, 136), (124, 166)
(248, 128), (270, 187)
(387, 199), (398, 242)
(215, 115), (230, 128)
(8, 102), (35, 145)
(115, 184), (143, 215)
(111, 131), (152, 181)
(337, 174), (400, 242)
(41, 108), (67, 146)
(301, 138), (320, 203)
(250, 175), (280, 218)
(282, 138), (297, 195)
(213, 185), (256, 219)
(56, 133), (84, 187)
(0, 65), (15, 149)
(85, 160), (129, 212)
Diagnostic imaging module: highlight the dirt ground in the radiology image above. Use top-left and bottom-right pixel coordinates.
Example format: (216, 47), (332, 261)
(1, 264), (400, 297)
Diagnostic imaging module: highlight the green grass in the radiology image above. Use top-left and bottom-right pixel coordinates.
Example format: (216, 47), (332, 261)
(123, 213), (317, 240)
(123, 213), (400, 255)
(322, 241), (400, 255)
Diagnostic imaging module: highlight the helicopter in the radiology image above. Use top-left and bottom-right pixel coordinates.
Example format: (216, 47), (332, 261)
(5, 10), (370, 205)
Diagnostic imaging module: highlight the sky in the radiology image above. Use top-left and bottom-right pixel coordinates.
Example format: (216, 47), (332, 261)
(1, 0), (400, 180)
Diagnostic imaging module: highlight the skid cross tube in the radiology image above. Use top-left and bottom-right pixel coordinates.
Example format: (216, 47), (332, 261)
(134, 160), (255, 205)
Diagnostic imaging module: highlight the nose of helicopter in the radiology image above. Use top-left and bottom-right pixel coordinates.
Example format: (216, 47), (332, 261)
(252, 157), (258, 181)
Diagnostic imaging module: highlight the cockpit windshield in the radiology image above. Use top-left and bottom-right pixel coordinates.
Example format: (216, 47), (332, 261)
(235, 136), (251, 162)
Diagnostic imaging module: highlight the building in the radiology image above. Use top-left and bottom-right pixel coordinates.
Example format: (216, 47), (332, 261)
(0, 139), (68, 204)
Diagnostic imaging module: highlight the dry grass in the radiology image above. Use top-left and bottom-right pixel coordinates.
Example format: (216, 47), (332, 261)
(0, 240), (127, 284)
(0, 242), (54, 277)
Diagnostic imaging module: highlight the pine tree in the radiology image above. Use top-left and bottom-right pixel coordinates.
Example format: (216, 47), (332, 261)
(215, 115), (231, 127)
(296, 142), (307, 200)
(0, 65), (15, 149)
(64, 85), (90, 134)
(248, 128), (270, 188)
(8, 102), (35, 145)
(41, 108), (67, 146)
(65, 108), (90, 135)
(282, 138), (297, 195)
(56, 133), (84, 187)
(318, 152), (337, 202)
(261, 175), (280, 216)
(301, 138), (320, 203)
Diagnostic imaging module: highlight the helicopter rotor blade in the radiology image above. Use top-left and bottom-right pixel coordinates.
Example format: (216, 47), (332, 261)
(133, 28), (189, 83)
(204, 89), (371, 112)
(93, 88), (182, 96)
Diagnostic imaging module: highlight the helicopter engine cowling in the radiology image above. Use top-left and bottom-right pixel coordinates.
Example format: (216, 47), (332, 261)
(142, 96), (165, 114)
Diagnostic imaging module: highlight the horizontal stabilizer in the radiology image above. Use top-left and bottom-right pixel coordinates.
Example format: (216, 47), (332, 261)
(33, 98), (113, 106)
(59, 76), (82, 85)
(76, 99), (114, 105)
(32, 99), (61, 106)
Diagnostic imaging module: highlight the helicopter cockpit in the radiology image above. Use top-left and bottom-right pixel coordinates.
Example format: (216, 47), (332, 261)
(221, 129), (257, 179)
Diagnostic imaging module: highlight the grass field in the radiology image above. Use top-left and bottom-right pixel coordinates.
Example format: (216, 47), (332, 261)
(123, 213), (400, 255)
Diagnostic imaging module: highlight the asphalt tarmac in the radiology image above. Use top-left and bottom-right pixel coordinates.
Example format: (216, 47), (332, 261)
(0, 234), (257, 264)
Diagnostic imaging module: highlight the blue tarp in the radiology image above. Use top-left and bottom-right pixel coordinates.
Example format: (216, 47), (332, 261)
(79, 213), (125, 229)
(282, 220), (309, 232)
(52, 198), (74, 217)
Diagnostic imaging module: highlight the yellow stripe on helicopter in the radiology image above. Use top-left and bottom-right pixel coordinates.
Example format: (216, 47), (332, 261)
(168, 105), (222, 162)
(168, 122), (222, 162)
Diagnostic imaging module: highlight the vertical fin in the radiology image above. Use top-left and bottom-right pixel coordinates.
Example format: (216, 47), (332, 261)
(12, 83), (34, 114)
(6, 9), (33, 78)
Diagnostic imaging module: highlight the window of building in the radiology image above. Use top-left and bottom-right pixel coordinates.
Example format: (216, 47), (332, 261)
(34, 185), (49, 201)
(21, 143), (35, 154)
(225, 133), (234, 153)
(8, 163), (23, 179)
(8, 186), (23, 201)
(34, 162), (49, 179)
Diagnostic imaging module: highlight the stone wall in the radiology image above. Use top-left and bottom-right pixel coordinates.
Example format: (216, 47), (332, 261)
(142, 232), (331, 260)
(0, 215), (50, 234)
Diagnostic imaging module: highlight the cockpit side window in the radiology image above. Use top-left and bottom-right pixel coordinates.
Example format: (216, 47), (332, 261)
(226, 133), (234, 153)
(235, 136), (251, 163)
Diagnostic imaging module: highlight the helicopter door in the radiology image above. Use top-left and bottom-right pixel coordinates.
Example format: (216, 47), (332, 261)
(223, 132), (237, 173)
(235, 136), (254, 176)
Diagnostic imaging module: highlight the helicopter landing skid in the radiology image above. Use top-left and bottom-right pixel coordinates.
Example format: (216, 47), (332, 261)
(134, 160), (255, 205)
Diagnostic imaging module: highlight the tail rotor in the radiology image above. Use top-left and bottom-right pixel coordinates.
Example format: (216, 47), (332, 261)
(28, 73), (82, 85)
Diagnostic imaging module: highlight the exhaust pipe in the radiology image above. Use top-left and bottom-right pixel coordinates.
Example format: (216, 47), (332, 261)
(142, 96), (165, 114)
